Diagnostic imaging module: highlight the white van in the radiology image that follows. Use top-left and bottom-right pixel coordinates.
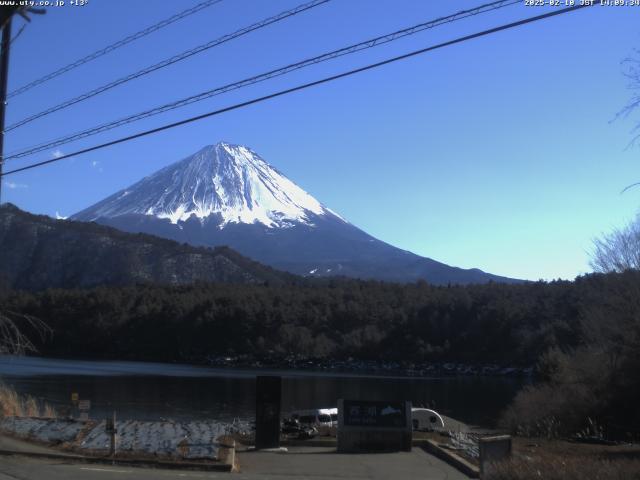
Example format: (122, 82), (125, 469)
(411, 408), (445, 431)
(290, 408), (338, 436)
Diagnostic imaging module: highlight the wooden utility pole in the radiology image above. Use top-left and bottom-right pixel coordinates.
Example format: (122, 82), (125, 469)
(0, 16), (11, 203)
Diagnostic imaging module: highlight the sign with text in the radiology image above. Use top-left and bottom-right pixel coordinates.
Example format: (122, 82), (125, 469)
(338, 399), (412, 453)
(78, 400), (91, 411)
(343, 400), (407, 428)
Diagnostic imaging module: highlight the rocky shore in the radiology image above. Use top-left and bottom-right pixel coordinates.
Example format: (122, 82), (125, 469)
(204, 354), (534, 378)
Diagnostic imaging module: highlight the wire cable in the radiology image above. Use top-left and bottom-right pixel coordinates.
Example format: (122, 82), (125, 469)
(4, 0), (331, 132)
(0, 3), (593, 178)
(7, 0), (224, 99)
(9, 23), (26, 46)
(4, 0), (520, 160)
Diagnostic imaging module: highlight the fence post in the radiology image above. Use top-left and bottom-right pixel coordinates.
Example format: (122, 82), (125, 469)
(106, 412), (117, 457)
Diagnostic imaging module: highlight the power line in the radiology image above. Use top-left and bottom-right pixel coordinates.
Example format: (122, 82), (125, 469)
(9, 23), (26, 46)
(0, 3), (593, 179)
(6, 0), (224, 99)
(4, 0), (517, 157)
(4, 0), (331, 132)
(4, 0), (520, 161)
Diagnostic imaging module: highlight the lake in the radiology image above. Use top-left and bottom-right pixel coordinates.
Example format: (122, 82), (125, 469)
(0, 356), (526, 427)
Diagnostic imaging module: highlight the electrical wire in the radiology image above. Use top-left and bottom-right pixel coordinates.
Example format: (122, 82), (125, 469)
(4, 0), (331, 132)
(0, 3), (594, 178)
(9, 23), (26, 46)
(7, 0), (224, 99)
(4, 0), (520, 161)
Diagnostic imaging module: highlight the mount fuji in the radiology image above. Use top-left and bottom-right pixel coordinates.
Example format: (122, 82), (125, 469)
(72, 142), (516, 284)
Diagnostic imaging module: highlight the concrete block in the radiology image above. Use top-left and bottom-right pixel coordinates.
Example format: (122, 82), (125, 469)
(479, 435), (511, 478)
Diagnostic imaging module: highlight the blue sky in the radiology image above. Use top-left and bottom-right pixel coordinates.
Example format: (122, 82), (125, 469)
(2, 0), (639, 281)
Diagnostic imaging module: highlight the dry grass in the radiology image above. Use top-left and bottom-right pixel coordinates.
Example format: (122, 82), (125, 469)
(43, 403), (57, 418)
(487, 454), (640, 480)
(0, 382), (56, 418)
(0, 383), (23, 416)
(486, 437), (640, 480)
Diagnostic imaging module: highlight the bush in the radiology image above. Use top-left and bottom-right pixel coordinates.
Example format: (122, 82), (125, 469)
(487, 454), (640, 480)
(500, 270), (640, 438)
(500, 347), (608, 437)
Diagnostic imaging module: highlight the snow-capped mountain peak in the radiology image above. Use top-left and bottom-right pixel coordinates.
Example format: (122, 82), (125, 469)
(73, 142), (343, 228)
(71, 141), (519, 285)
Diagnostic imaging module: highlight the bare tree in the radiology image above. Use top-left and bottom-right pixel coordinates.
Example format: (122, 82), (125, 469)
(0, 310), (50, 355)
(619, 50), (640, 146)
(617, 50), (640, 193)
(590, 214), (640, 273)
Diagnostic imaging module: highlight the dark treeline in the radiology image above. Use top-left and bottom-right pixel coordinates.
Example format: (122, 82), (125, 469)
(1, 271), (637, 368)
(3, 271), (639, 436)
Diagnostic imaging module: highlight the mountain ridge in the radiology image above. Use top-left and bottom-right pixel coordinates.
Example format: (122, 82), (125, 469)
(71, 142), (520, 285)
(0, 203), (296, 290)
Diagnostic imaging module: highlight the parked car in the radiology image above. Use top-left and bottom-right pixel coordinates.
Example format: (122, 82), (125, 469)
(289, 408), (337, 436)
(281, 417), (318, 439)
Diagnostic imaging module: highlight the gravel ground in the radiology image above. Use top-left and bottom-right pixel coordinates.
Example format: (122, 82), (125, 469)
(0, 417), (84, 443)
(0, 416), (230, 459)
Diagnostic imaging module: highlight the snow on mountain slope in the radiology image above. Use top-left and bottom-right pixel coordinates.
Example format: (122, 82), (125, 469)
(73, 142), (343, 228)
(72, 141), (520, 285)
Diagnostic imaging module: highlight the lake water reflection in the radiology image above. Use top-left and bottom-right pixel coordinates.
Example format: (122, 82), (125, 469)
(0, 356), (526, 427)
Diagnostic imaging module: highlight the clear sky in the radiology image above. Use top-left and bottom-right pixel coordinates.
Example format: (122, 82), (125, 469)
(2, 0), (639, 281)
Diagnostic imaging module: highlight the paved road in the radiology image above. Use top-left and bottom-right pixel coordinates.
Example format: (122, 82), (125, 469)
(237, 446), (468, 479)
(0, 434), (81, 456)
(0, 447), (468, 480)
(0, 456), (223, 480)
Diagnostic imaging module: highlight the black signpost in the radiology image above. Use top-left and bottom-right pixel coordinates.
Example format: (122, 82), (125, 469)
(255, 376), (281, 449)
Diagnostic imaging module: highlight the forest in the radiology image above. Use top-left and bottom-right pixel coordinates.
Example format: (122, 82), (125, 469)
(1, 269), (639, 436)
(0, 270), (633, 365)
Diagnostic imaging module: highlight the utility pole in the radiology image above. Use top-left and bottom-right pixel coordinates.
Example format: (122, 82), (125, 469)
(0, 16), (11, 203)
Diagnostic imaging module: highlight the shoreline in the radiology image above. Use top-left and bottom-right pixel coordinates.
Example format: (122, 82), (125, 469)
(0, 355), (534, 381)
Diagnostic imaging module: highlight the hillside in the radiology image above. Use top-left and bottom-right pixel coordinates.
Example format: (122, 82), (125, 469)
(0, 203), (295, 290)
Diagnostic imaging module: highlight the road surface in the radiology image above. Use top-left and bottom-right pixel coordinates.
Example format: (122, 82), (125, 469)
(0, 446), (468, 479)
